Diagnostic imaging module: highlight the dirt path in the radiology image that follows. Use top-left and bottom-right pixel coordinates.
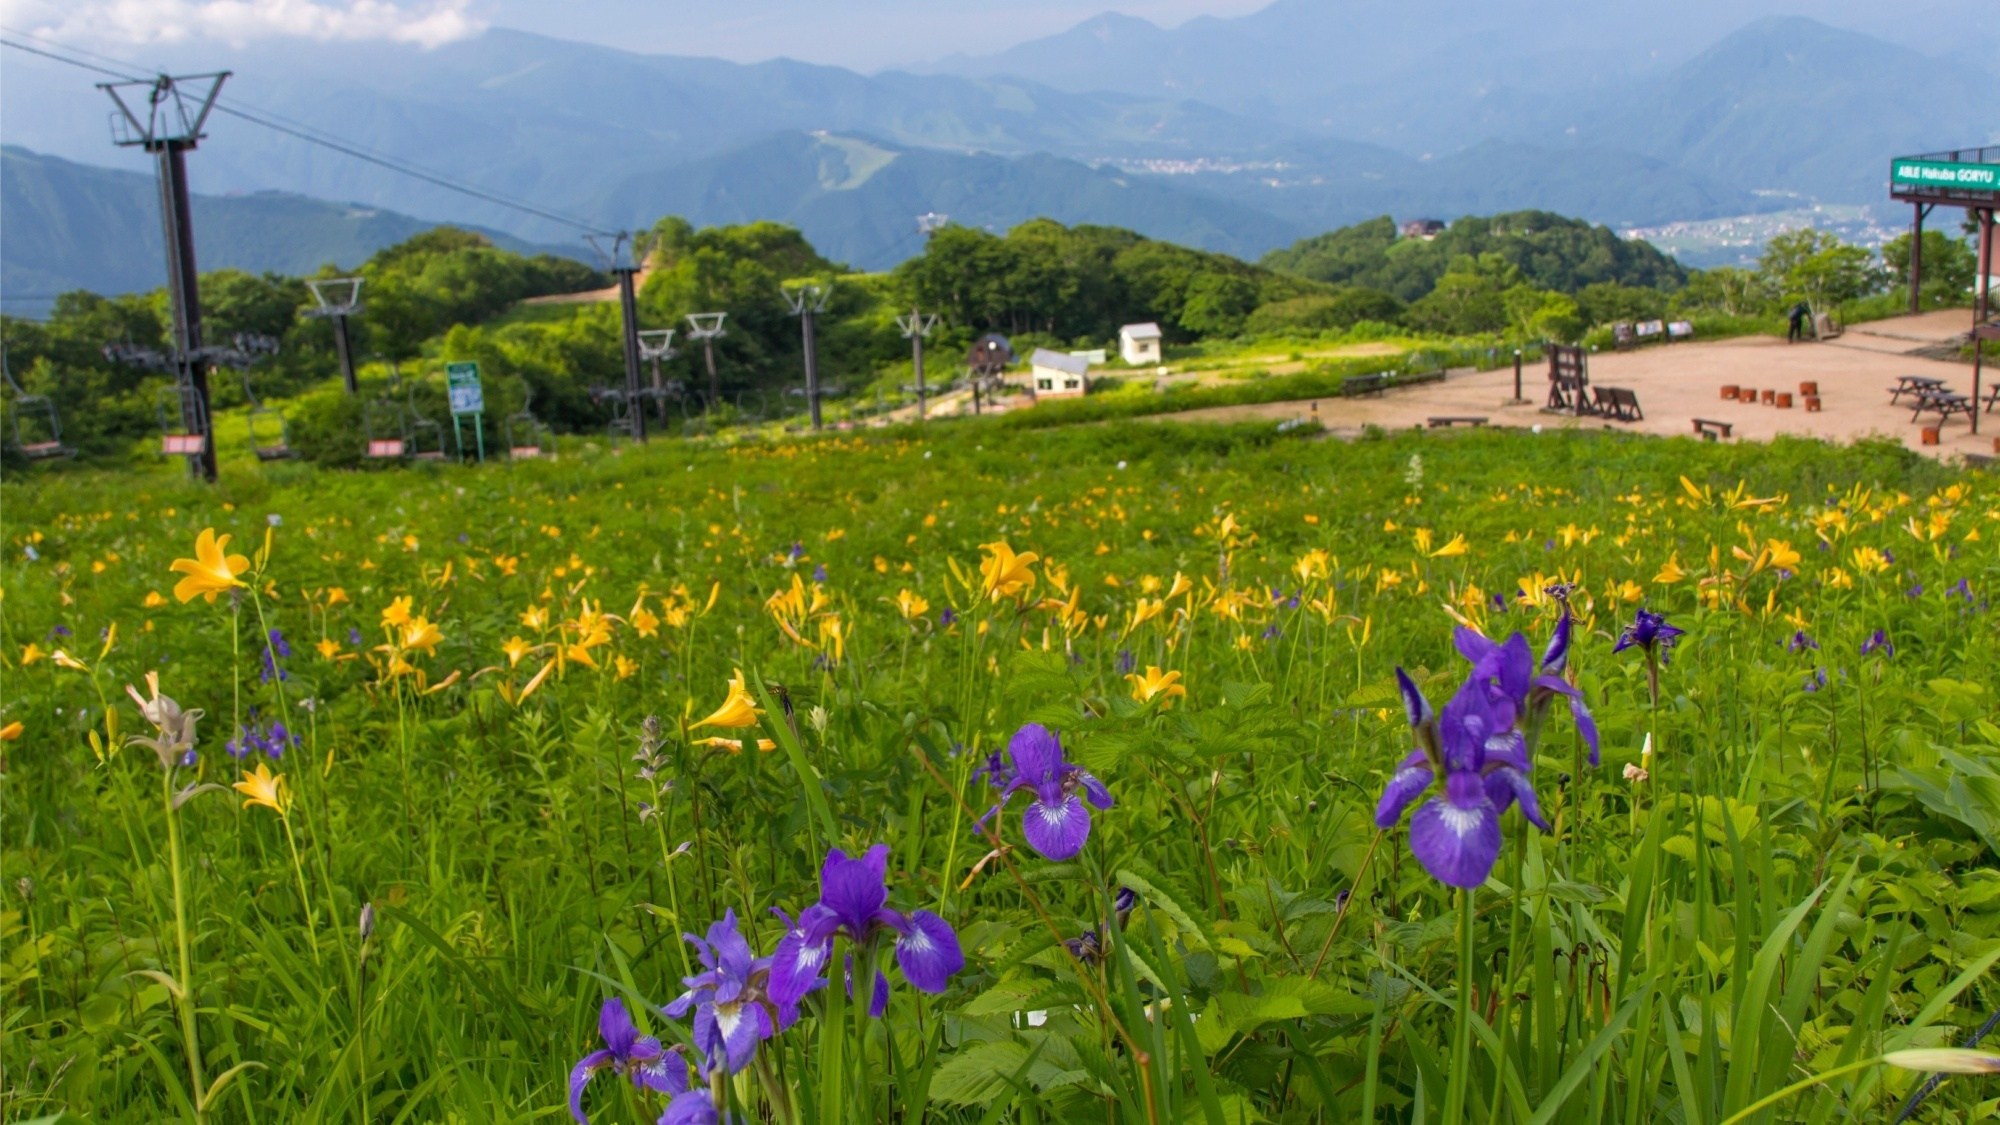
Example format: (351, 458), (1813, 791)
(1145, 312), (1994, 461)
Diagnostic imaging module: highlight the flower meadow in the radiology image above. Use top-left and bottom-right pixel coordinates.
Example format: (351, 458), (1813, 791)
(4, 421), (2000, 1123)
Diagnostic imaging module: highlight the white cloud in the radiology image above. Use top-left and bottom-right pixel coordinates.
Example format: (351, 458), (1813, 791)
(4, 0), (485, 50)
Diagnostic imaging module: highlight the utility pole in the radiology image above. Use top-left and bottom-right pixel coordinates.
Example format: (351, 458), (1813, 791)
(782, 283), (833, 431)
(896, 308), (939, 420)
(685, 312), (728, 413)
(637, 328), (677, 423)
(100, 71), (230, 482)
(592, 232), (646, 443)
(305, 277), (364, 394)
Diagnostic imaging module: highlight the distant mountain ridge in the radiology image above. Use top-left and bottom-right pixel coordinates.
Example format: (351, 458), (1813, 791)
(0, 146), (575, 315)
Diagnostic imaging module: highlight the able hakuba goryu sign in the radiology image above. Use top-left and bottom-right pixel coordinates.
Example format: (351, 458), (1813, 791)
(1891, 159), (2000, 194)
(446, 361), (485, 415)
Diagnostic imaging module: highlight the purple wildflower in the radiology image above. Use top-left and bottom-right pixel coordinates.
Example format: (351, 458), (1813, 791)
(663, 910), (791, 1075)
(1788, 630), (1817, 653)
(567, 998), (688, 1124)
(938, 607), (957, 628)
(1861, 629), (1894, 658)
(1115, 649), (1135, 676)
(812, 564), (828, 583)
(1375, 666), (1546, 889)
(1614, 608), (1684, 705)
(767, 845), (964, 1016)
(979, 724), (1115, 861)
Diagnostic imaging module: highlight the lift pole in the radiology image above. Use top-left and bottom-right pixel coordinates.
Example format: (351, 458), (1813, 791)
(685, 313), (728, 414)
(783, 283), (833, 432)
(896, 307), (939, 420)
(101, 72), (230, 482)
(593, 233), (647, 443)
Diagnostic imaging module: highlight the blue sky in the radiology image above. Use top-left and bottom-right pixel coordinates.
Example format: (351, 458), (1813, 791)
(0, 0), (1271, 70)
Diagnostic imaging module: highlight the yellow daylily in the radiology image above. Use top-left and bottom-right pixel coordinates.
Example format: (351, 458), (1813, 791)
(693, 669), (761, 729)
(19, 643), (44, 666)
(233, 761), (291, 815)
(169, 527), (250, 603)
(1127, 665), (1187, 708)
(381, 596), (414, 629)
(1428, 533), (1469, 559)
(1654, 554), (1687, 584)
(979, 540), (1039, 602)
(893, 589), (930, 620)
(316, 637), (342, 659)
(143, 590), (169, 608)
(398, 616), (444, 656)
(0, 720), (22, 741)
(693, 735), (778, 754)
(51, 649), (88, 671)
(324, 587), (350, 607)
(501, 636), (534, 667)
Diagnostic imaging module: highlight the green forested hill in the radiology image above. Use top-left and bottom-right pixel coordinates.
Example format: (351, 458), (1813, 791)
(1260, 212), (1689, 301)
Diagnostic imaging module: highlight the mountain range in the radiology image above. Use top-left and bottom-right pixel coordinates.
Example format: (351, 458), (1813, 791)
(0, 2), (1993, 304)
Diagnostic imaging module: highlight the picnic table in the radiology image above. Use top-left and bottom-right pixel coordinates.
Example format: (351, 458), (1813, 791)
(1909, 389), (1973, 426)
(1889, 375), (1947, 404)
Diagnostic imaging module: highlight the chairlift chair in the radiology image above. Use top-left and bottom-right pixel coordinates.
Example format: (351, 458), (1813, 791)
(593, 385), (638, 441)
(156, 377), (210, 458)
(240, 367), (295, 461)
(404, 376), (448, 461)
(505, 385), (550, 459)
(363, 366), (411, 459)
(1, 349), (75, 460)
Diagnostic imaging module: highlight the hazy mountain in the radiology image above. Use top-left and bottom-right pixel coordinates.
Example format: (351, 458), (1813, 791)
(1566, 17), (2000, 202)
(594, 131), (1308, 268)
(0, 146), (573, 314)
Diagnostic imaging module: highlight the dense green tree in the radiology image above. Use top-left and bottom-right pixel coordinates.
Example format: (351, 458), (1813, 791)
(1576, 282), (1666, 328)
(1759, 229), (1888, 316)
(1243, 287), (1406, 335)
(1881, 230), (1979, 309)
(1262, 211), (1686, 300)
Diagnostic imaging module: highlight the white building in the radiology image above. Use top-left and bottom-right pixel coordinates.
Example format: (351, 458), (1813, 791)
(1119, 322), (1163, 366)
(1028, 348), (1090, 398)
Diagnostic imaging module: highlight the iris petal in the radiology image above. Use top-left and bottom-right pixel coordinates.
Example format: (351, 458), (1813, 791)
(1408, 792), (1502, 889)
(818, 845), (889, 935)
(1007, 722), (1064, 785)
(568, 1048), (613, 1125)
(1022, 794), (1092, 860)
(1374, 763), (1434, 828)
(893, 909), (965, 993)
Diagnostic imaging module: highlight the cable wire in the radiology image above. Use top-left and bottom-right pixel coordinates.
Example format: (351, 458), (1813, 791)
(0, 34), (614, 237)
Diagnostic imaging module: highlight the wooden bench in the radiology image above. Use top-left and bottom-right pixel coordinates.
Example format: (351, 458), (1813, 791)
(1911, 392), (1973, 426)
(1984, 384), (2000, 414)
(1593, 386), (1644, 422)
(1426, 415), (1488, 428)
(1692, 418), (1733, 441)
(1889, 375), (1946, 404)
(1342, 372), (1388, 397)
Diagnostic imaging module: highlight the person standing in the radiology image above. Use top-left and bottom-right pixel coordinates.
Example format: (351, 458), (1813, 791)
(1787, 301), (1809, 344)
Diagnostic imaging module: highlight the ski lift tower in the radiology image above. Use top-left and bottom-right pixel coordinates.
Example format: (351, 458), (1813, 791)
(782, 282), (833, 431)
(590, 232), (647, 442)
(99, 70), (231, 481)
(896, 308), (940, 420)
(637, 328), (678, 422)
(685, 312), (728, 412)
(304, 277), (364, 395)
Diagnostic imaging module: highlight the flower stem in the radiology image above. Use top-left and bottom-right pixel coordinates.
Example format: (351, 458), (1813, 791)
(163, 770), (207, 1120)
(1444, 885), (1476, 1120)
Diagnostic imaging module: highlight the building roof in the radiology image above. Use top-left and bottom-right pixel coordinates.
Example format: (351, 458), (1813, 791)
(1029, 348), (1090, 376)
(1120, 322), (1163, 340)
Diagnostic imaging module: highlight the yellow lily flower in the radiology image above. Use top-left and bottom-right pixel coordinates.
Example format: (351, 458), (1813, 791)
(979, 540), (1039, 602)
(1428, 533), (1469, 559)
(143, 590), (168, 608)
(52, 649), (88, 671)
(1127, 666), (1187, 708)
(893, 589), (930, 620)
(233, 761), (291, 815)
(19, 643), (44, 666)
(693, 735), (778, 753)
(399, 616), (444, 656)
(325, 587), (350, 606)
(316, 637), (342, 659)
(1654, 554), (1686, 584)
(693, 669), (761, 729)
(0, 720), (22, 741)
(501, 636), (534, 667)
(630, 605), (661, 637)
(169, 527), (250, 603)
(381, 596), (414, 629)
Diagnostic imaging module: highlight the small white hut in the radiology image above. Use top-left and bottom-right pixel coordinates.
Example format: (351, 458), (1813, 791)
(1118, 322), (1162, 366)
(1028, 348), (1090, 398)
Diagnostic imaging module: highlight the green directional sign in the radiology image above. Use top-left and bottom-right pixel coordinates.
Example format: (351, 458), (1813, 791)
(1891, 159), (2000, 193)
(446, 361), (484, 415)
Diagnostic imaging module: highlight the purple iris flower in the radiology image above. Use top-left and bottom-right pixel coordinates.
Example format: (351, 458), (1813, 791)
(1803, 668), (1828, 692)
(1614, 608), (1684, 705)
(1861, 629), (1894, 658)
(567, 998), (693, 1124)
(812, 564), (828, 583)
(980, 724), (1115, 861)
(1375, 665), (1547, 889)
(261, 628), (292, 683)
(663, 910), (792, 1075)
(1115, 649), (1135, 676)
(1788, 630), (1818, 653)
(1906, 582), (1925, 599)
(1064, 886), (1140, 965)
(1456, 613), (1599, 765)
(767, 845), (964, 1016)
(938, 607), (957, 628)
(347, 627), (364, 646)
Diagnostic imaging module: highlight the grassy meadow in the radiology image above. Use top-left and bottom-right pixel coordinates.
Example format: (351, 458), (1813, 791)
(3, 420), (1999, 1123)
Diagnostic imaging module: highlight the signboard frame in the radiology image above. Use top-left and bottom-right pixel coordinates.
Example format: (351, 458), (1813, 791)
(444, 361), (486, 462)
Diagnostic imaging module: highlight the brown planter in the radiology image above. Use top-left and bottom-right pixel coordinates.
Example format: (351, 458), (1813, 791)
(1761, 389), (1777, 405)
(1922, 426), (1941, 446)
(1776, 393), (1794, 409)
(1721, 385), (1739, 400)
(1799, 381), (1819, 396)
(1805, 396), (1822, 412)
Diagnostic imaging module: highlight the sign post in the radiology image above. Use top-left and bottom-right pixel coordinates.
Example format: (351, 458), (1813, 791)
(446, 361), (486, 463)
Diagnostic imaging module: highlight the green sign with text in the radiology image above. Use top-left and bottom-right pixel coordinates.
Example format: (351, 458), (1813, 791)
(1891, 159), (2000, 193)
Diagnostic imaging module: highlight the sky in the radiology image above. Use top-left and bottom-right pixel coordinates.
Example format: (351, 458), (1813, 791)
(0, 0), (1272, 70)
